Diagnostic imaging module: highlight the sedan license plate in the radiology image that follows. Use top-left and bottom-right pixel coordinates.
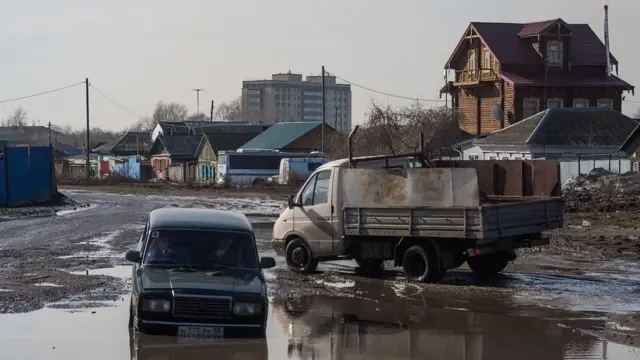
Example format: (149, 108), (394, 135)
(178, 326), (224, 342)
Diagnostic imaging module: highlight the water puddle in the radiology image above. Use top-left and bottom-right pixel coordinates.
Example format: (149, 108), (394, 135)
(34, 283), (63, 287)
(1, 289), (638, 359)
(68, 265), (132, 278)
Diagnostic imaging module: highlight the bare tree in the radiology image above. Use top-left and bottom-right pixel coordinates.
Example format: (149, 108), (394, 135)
(6, 107), (28, 127)
(152, 101), (189, 124)
(186, 112), (209, 122)
(323, 102), (463, 160)
(214, 96), (242, 121)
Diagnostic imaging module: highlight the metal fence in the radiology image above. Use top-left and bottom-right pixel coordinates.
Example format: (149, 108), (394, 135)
(559, 157), (631, 184)
(0, 146), (55, 205)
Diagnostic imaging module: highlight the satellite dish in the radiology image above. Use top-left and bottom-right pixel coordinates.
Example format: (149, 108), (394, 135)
(492, 103), (504, 121)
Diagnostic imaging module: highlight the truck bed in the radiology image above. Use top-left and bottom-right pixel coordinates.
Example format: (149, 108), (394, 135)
(343, 198), (563, 239)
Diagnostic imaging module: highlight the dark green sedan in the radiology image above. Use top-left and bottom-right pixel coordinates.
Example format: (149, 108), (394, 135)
(125, 207), (276, 339)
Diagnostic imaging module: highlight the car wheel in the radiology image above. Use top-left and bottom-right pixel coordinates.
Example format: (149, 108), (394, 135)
(285, 238), (318, 273)
(402, 244), (441, 283)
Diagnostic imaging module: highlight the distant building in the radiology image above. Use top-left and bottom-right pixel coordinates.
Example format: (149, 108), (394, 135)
(241, 71), (352, 133)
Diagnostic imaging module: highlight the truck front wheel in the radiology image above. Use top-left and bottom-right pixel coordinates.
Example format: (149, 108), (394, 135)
(467, 251), (511, 276)
(285, 238), (318, 273)
(402, 244), (441, 283)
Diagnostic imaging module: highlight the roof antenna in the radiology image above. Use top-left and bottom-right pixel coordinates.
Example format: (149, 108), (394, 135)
(604, 4), (611, 77)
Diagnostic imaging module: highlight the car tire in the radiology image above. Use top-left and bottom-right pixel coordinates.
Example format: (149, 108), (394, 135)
(285, 238), (318, 273)
(402, 244), (441, 283)
(467, 251), (511, 276)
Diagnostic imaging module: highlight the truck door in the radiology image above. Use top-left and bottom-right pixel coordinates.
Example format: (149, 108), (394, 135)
(294, 169), (334, 256)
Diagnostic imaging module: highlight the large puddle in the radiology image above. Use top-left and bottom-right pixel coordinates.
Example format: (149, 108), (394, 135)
(1, 290), (639, 359)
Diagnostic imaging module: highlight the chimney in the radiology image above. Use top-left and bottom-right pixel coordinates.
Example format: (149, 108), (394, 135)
(604, 4), (611, 77)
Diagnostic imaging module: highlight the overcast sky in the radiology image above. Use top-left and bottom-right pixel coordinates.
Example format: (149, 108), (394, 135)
(0, 0), (637, 130)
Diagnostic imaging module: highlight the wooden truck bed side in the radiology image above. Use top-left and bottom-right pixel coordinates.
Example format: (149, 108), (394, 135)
(343, 198), (563, 239)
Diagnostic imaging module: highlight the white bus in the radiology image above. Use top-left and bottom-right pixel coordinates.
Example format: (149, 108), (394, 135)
(278, 157), (328, 185)
(217, 149), (322, 185)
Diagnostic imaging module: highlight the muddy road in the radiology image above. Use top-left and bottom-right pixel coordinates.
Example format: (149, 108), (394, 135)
(1, 187), (640, 359)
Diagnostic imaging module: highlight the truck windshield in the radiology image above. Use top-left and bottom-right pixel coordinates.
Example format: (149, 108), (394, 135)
(144, 229), (259, 269)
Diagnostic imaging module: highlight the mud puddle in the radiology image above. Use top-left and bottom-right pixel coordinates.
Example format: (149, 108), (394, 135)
(1, 290), (639, 359)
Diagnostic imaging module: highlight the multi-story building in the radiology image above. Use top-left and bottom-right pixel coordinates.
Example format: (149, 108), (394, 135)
(440, 18), (635, 135)
(242, 72), (352, 133)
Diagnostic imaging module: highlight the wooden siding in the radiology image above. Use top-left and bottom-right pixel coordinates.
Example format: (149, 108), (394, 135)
(284, 124), (338, 151)
(514, 86), (622, 121)
(197, 141), (217, 162)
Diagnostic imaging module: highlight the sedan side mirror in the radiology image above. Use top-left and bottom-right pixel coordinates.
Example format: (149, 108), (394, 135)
(287, 195), (295, 209)
(125, 250), (142, 263)
(260, 257), (276, 269)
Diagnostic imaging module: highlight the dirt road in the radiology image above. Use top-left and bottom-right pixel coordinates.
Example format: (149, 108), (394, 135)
(1, 186), (640, 359)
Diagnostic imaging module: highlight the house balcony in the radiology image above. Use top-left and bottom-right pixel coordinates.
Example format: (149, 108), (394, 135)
(453, 69), (497, 86)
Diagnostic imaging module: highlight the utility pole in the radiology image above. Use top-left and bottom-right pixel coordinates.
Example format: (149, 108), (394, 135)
(210, 100), (214, 121)
(321, 66), (325, 157)
(193, 88), (204, 115)
(85, 78), (90, 179)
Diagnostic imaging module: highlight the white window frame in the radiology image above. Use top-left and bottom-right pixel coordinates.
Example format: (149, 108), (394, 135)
(547, 98), (563, 109)
(547, 41), (563, 66)
(468, 50), (476, 70)
(597, 98), (613, 109)
(468, 155), (479, 160)
(573, 98), (589, 108)
(483, 50), (491, 71)
(523, 98), (540, 118)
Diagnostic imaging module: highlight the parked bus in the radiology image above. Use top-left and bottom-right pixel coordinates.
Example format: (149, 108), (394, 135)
(278, 157), (328, 185)
(217, 150), (322, 185)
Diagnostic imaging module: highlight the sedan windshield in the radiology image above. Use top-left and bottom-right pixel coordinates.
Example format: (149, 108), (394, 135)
(143, 230), (258, 269)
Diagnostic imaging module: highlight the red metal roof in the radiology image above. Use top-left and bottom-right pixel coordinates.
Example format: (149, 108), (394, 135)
(517, 19), (560, 37)
(471, 20), (618, 66)
(499, 71), (633, 89)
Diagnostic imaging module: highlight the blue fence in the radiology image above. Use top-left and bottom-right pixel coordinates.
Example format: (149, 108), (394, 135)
(0, 146), (55, 206)
(115, 157), (141, 180)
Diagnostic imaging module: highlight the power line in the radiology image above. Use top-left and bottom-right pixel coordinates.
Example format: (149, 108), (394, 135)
(325, 71), (445, 103)
(89, 83), (140, 118)
(0, 81), (84, 104)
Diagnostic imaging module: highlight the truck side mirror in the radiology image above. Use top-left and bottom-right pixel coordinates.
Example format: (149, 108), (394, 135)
(287, 195), (295, 209)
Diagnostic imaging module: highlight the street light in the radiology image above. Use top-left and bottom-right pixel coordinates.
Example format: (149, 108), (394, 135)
(192, 88), (204, 114)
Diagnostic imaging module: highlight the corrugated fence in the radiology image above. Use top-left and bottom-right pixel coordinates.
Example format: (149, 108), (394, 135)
(0, 146), (55, 205)
(559, 158), (631, 184)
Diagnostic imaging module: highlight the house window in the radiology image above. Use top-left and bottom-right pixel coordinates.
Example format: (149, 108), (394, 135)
(523, 98), (540, 118)
(483, 50), (491, 70)
(468, 155), (479, 160)
(597, 99), (613, 108)
(574, 99), (589, 108)
(547, 98), (563, 109)
(547, 41), (563, 65)
(468, 50), (476, 70)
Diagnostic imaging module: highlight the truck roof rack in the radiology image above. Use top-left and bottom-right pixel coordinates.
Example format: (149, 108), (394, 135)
(347, 125), (432, 169)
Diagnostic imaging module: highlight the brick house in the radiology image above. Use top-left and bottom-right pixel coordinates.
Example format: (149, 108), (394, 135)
(440, 18), (635, 135)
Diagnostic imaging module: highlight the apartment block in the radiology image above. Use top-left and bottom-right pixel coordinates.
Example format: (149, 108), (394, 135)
(242, 71), (352, 133)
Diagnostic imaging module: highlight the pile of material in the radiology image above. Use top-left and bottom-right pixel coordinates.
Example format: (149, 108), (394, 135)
(562, 168), (640, 213)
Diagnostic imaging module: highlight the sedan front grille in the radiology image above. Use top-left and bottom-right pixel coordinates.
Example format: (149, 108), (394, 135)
(172, 296), (231, 318)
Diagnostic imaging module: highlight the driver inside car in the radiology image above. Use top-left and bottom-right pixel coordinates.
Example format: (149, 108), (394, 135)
(210, 238), (244, 266)
(147, 237), (174, 261)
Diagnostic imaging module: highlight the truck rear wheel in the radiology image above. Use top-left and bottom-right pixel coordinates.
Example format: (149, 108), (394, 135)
(285, 238), (318, 273)
(467, 251), (511, 276)
(402, 244), (441, 283)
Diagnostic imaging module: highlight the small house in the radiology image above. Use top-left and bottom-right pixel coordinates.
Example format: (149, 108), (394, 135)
(194, 132), (263, 182)
(148, 134), (201, 181)
(457, 108), (638, 160)
(239, 121), (336, 152)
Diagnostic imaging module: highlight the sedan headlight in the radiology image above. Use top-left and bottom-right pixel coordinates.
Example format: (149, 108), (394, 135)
(233, 302), (262, 315)
(142, 298), (171, 312)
